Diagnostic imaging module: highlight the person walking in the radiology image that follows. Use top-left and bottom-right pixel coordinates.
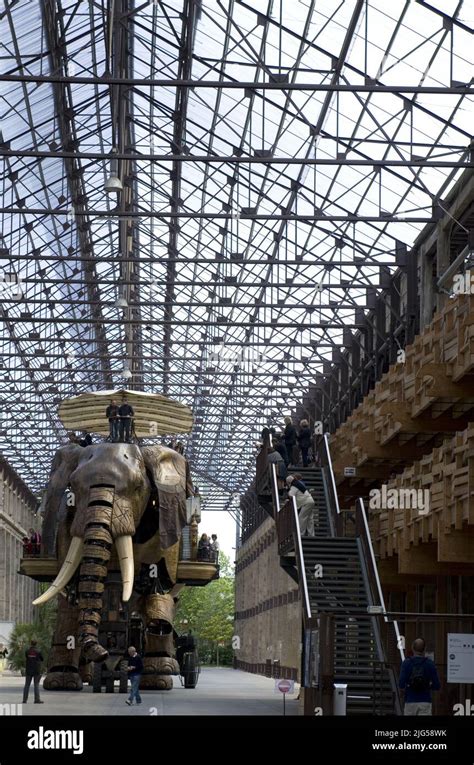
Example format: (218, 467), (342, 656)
(286, 475), (316, 536)
(399, 638), (441, 715)
(106, 399), (120, 442)
(284, 417), (297, 466)
(297, 419), (312, 467)
(22, 640), (44, 704)
(125, 646), (143, 706)
(119, 398), (135, 443)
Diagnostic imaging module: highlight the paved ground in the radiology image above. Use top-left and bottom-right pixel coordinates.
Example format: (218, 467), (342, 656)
(0, 668), (300, 716)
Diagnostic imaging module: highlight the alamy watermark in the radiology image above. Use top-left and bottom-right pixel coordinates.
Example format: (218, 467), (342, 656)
(369, 486), (430, 515)
(452, 271), (474, 295)
(0, 703), (23, 716)
(209, 344), (268, 369)
(0, 272), (23, 299)
(453, 699), (474, 715)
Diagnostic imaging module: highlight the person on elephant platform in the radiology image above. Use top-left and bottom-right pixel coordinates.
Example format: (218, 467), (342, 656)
(197, 533), (211, 561)
(29, 528), (41, 555)
(106, 399), (120, 442)
(125, 646), (143, 706)
(119, 398), (134, 443)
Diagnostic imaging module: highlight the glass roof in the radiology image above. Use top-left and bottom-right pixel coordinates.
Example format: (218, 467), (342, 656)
(0, 0), (472, 514)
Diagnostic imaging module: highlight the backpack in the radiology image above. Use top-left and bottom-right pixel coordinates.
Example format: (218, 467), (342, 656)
(408, 658), (430, 693)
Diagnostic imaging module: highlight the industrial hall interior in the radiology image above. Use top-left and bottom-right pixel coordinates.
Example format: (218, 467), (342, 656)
(0, 0), (473, 719)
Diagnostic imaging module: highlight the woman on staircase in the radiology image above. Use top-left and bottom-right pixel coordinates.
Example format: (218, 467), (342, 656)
(286, 475), (316, 536)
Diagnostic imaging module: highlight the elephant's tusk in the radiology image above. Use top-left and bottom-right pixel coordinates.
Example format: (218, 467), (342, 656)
(115, 535), (134, 602)
(32, 537), (84, 606)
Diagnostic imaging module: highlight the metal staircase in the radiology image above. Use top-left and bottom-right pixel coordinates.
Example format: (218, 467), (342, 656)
(271, 458), (403, 715)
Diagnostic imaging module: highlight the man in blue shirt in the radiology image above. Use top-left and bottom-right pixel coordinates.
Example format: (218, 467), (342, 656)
(399, 638), (441, 715)
(125, 646), (143, 706)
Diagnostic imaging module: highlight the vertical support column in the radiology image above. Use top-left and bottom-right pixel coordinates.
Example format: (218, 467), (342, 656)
(0, 528), (6, 621)
(436, 225), (451, 315)
(435, 576), (448, 715)
(407, 249), (420, 341)
(310, 613), (334, 716)
(420, 246), (435, 328)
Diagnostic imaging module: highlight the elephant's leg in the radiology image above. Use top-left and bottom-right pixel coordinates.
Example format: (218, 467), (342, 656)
(140, 593), (179, 690)
(43, 596), (83, 690)
(77, 490), (114, 663)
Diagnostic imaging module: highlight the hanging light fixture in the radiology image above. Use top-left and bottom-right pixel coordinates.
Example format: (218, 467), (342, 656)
(104, 150), (123, 194)
(122, 367), (132, 380)
(115, 296), (128, 308)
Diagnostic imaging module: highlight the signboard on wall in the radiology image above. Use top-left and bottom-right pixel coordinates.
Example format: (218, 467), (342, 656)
(447, 633), (474, 683)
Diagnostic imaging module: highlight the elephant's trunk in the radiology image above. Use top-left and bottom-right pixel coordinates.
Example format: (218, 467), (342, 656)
(76, 486), (115, 663)
(35, 485), (135, 663)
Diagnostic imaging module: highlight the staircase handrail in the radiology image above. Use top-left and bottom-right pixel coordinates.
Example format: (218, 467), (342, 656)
(270, 463), (281, 515)
(291, 495), (312, 620)
(321, 433), (341, 535)
(356, 498), (405, 663)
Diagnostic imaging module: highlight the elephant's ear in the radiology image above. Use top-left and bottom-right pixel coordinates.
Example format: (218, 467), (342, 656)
(141, 445), (188, 549)
(41, 445), (82, 556)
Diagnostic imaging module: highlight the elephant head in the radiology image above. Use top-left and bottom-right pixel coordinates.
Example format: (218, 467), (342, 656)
(34, 442), (189, 662)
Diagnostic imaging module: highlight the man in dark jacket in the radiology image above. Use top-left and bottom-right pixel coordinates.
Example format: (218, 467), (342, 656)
(273, 436), (289, 466)
(284, 417), (297, 465)
(119, 398), (134, 443)
(297, 419), (312, 467)
(22, 640), (44, 704)
(106, 399), (120, 442)
(399, 638), (441, 715)
(125, 646), (143, 705)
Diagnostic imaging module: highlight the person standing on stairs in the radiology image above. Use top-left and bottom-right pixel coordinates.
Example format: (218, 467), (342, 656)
(284, 417), (297, 466)
(297, 419), (312, 467)
(286, 475), (316, 536)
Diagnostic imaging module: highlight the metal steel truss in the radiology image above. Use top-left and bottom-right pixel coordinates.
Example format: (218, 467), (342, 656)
(0, 0), (472, 518)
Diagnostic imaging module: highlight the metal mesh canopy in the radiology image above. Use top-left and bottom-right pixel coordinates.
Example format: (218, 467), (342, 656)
(59, 389), (193, 436)
(0, 0), (472, 515)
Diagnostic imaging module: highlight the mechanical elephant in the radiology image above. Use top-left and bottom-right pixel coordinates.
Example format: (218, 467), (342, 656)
(34, 441), (193, 690)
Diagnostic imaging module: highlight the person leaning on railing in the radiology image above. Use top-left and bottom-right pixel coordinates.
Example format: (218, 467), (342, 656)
(286, 475), (316, 536)
(197, 533), (211, 561)
(267, 447), (287, 492)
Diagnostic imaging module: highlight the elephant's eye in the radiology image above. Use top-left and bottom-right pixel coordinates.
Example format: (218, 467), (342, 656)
(124, 453), (129, 460)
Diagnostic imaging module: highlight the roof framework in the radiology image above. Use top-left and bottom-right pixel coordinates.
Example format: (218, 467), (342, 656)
(0, 0), (472, 515)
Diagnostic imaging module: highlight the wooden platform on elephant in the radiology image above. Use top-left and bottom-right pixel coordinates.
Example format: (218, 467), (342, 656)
(19, 556), (219, 586)
(18, 556), (58, 581)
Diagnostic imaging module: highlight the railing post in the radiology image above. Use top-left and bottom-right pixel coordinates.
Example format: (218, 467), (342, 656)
(318, 613), (335, 715)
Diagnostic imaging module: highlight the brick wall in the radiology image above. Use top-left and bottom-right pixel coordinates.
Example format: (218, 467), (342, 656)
(235, 515), (301, 679)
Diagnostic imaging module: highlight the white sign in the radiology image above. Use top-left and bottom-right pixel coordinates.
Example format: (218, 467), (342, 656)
(367, 605), (384, 614)
(344, 467), (357, 477)
(275, 678), (294, 694)
(447, 633), (474, 683)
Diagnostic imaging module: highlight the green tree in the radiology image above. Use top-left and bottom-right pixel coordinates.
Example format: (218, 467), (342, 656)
(8, 583), (56, 673)
(8, 623), (51, 674)
(175, 551), (235, 665)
